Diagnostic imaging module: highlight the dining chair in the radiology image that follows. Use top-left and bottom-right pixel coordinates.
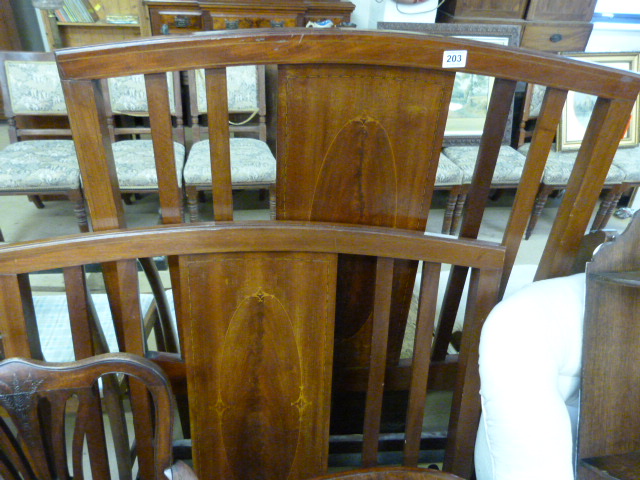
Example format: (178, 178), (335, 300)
(0, 221), (505, 480)
(440, 145), (527, 235)
(0, 352), (195, 480)
(0, 50), (88, 241)
(52, 29), (640, 478)
(183, 65), (276, 221)
(517, 143), (627, 239)
(102, 71), (186, 209)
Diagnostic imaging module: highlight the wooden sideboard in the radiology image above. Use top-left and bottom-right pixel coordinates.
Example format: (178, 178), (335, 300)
(437, 0), (596, 52)
(146, 0), (355, 36)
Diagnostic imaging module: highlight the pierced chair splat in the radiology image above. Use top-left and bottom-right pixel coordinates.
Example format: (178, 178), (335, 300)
(0, 352), (196, 480)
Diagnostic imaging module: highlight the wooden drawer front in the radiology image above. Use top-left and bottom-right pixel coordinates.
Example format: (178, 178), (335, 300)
(210, 16), (299, 30)
(521, 22), (593, 52)
(525, 0), (597, 22)
(439, 0), (528, 19)
(149, 9), (203, 35)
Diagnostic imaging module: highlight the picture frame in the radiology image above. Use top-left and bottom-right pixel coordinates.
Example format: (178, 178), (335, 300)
(377, 22), (521, 145)
(557, 52), (639, 151)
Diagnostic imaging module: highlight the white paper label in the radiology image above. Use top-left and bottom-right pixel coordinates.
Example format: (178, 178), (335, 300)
(442, 50), (467, 68)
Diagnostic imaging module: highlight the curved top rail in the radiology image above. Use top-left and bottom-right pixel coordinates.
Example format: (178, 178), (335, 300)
(54, 28), (640, 100)
(0, 221), (504, 274)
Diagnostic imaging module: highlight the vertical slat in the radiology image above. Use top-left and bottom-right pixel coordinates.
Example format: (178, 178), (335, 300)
(49, 393), (72, 480)
(63, 266), (133, 480)
(362, 256), (394, 468)
(0, 419), (38, 480)
(403, 261), (441, 467)
(64, 266), (96, 359)
(435, 78), (517, 360)
(139, 257), (178, 353)
(73, 389), (110, 480)
(444, 267), (502, 478)
(145, 72), (183, 224)
(537, 97), (637, 280)
(206, 67), (233, 221)
(0, 274), (41, 359)
(61, 78), (125, 231)
(101, 260), (156, 480)
(459, 78), (518, 239)
(499, 87), (567, 297)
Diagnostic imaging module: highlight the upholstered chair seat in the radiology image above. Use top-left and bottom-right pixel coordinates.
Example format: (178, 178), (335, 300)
(441, 145), (527, 234)
(112, 139), (186, 189)
(183, 137), (275, 186)
(184, 137), (276, 221)
(0, 140), (79, 190)
(518, 143), (626, 237)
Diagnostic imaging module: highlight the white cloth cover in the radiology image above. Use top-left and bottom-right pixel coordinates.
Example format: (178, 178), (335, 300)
(475, 273), (586, 480)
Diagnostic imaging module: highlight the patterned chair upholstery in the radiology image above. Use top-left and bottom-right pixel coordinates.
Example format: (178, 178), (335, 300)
(0, 52), (87, 241)
(104, 72), (186, 202)
(184, 65), (276, 221)
(441, 145), (527, 235)
(518, 143), (626, 238)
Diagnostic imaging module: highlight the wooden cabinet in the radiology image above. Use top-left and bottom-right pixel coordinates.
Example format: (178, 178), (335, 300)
(437, 0), (596, 52)
(146, 0), (355, 36)
(40, 0), (151, 49)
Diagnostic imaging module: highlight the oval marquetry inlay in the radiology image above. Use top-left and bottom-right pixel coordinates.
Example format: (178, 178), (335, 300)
(219, 289), (302, 479)
(310, 116), (398, 226)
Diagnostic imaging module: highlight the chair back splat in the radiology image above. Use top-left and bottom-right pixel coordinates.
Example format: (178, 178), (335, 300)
(50, 29), (640, 479)
(0, 352), (194, 480)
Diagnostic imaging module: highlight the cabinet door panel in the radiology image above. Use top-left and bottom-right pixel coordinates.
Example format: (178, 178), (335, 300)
(440, 0), (528, 19)
(525, 0), (596, 22)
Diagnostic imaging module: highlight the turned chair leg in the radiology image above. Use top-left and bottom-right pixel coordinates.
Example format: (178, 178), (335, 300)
(186, 186), (200, 223)
(68, 189), (90, 232)
(525, 184), (554, 240)
(591, 184), (626, 232)
(450, 185), (470, 235)
(268, 184), (276, 220)
(443, 186), (461, 234)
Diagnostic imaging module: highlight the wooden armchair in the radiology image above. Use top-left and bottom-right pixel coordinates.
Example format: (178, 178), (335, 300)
(51, 29), (640, 478)
(0, 221), (505, 480)
(0, 352), (195, 480)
